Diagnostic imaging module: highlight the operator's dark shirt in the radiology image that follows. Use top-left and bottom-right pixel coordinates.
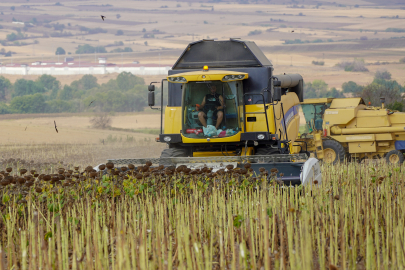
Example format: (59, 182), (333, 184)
(204, 93), (222, 111)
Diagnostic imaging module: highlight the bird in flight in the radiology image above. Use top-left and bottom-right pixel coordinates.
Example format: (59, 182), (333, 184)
(54, 121), (58, 133)
(89, 100), (95, 106)
(101, 15), (106, 21)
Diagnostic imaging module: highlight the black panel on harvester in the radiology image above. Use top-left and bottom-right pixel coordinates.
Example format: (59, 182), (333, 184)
(167, 39), (274, 107)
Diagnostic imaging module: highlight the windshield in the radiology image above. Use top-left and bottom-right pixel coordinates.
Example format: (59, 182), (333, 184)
(299, 103), (331, 136)
(182, 81), (242, 138)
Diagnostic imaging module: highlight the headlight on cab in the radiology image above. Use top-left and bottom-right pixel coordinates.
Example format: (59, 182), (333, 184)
(222, 74), (245, 81)
(168, 76), (187, 83)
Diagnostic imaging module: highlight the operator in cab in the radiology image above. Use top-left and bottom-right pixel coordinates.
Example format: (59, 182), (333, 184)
(196, 85), (224, 129)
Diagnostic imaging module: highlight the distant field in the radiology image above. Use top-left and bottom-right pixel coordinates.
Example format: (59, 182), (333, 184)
(0, 0), (404, 89)
(0, 112), (161, 145)
(0, 112), (166, 166)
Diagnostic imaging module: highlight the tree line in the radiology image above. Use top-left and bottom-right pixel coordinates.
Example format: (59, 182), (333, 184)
(304, 70), (405, 111)
(0, 72), (165, 114)
(0, 70), (402, 114)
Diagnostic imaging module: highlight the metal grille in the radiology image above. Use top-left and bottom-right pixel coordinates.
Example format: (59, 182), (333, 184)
(107, 154), (307, 166)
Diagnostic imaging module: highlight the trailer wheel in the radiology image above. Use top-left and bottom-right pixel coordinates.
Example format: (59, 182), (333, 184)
(322, 140), (346, 165)
(385, 150), (404, 165)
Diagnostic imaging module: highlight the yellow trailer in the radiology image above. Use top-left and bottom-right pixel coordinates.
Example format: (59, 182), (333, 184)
(296, 97), (405, 164)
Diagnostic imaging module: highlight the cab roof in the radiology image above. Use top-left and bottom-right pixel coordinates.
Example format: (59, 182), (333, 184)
(172, 39), (272, 69)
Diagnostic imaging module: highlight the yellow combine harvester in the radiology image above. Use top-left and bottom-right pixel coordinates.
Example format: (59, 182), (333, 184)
(148, 39), (305, 158)
(106, 39), (322, 186)
(297, 97), (405, 164)
(141, 39), (320, 185)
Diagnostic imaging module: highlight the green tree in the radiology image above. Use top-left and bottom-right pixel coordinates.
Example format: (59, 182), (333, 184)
(55, 47), (66, 55)
(83, 89), (146, 113)
(360, 82), (403, 107)
(37, 75), (61, 91)
(110, 47), (133, 53)
(71, 75), (99, 91)
(6, 32), (20, 41)
(374, 70), (392, 80)
(10, 93), (47, 113)
(310, 80), (328, 92)
(0, 76), (12, 101)
(328, 87), (345, 98)
(75, 44), (106, 54)
(58, 85), (75, 100)
(304, 80), (344, 99)
(46, 99), (72, 113)
(116, 72), (145, 91)
(0, 102), (13, 114)
(342, 81), (363, 94)
(12, 79), (44, 97)
(372, 78), (405, 93)
(387, 101), (404, 112)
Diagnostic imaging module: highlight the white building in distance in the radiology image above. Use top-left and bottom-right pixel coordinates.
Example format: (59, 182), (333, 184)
(0, 57), (171, 76)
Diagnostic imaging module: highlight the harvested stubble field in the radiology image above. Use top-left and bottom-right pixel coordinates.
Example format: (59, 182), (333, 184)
(0, 143), (166, 170)
(0, 160), (404, 270)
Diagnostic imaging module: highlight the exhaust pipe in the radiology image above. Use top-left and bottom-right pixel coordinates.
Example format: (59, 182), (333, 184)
(274, 74), (304, 102)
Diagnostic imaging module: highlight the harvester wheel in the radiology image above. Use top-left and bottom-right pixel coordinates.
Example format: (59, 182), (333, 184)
(385, 150), (404, 165)
(322, 140), (346, 165)
(160, 147), (190, 165)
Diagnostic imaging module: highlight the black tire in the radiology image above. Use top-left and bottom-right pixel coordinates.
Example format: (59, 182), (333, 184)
(322, 140), (346, 165)
(385, 150), (404, 165)
(160, 147), (190, 165)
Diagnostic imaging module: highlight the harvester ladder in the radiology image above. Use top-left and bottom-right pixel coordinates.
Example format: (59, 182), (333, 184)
(314, 132), (324, 159)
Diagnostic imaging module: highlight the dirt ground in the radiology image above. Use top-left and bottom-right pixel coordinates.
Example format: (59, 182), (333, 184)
(0, 112), (166, 167)
(0, 113), (161, 144)
(0, 143), (167, 168)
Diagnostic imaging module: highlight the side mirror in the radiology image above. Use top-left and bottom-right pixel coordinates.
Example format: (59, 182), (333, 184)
(148, 91), (155, 107)
(273, 87), (281, 102)
(148, 85), (155, 91)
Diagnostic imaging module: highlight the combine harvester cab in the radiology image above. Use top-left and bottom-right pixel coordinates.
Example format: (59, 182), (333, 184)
(298, 97), (405, 165)
(110, 39), (321, 186)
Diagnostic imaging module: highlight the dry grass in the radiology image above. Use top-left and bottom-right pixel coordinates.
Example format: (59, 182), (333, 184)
(0, 113), (161, 144)
(0, 113), (165, 168)
(0, 142), (166, 169)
